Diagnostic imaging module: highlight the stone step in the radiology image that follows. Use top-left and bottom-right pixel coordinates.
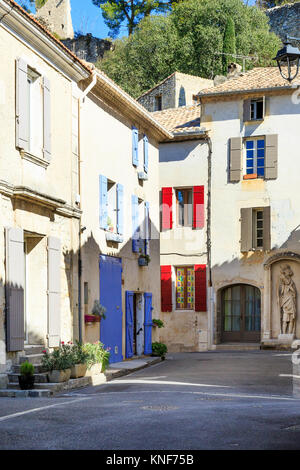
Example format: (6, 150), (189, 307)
(9, 382), (60, 390)
(12, 364), (45, 374)
(19, 354), (44, 365)
(0, 389), (52, 398)
(24, 345), (46, 356)
(215, 343), (261, 351)
(8, 373), (48, 383)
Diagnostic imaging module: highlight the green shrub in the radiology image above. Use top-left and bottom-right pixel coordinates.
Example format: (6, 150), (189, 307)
(152, 319), (164, 328)
(42, 342), (74, 371)
(152, 342), (168, 358)
(20, 361), (34, 376)
(71, 341), (89, 365)
(82, 342), (110, 371)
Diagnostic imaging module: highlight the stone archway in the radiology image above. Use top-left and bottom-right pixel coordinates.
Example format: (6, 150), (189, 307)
(263, 252), (300, 343)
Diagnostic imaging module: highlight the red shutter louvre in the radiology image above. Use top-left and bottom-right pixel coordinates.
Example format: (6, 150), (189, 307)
(162, 187), (173, 230)
(194, 265), (207, 312)
(161, 265), (172, 312)
(193, 186), (204, 229)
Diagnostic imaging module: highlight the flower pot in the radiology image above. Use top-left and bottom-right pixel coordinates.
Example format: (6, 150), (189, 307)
(70, 363), (87, 379)
(85, 363), (103, 377)
(138, 256), (148, 267)
(48, 369), (71, 383)
(18, 375), (35, 390)
(84, 314), (101, 323)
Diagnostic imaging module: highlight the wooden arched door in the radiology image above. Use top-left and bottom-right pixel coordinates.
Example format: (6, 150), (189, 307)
(221, 284), (261, 342)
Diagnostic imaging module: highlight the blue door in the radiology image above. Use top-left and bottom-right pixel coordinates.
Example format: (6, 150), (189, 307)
(144, 293), (153, 355)
(100, 255), (123, 363)
(125, 291), (134, 359)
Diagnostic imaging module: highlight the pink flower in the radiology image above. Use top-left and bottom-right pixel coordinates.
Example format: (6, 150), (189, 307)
(61, 341), (64, 345)
(42, 350), (46, 354)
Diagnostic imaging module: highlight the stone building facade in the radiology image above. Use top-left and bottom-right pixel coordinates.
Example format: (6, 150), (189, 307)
(266, 2), (300, 41)
(36, 0), (74, 39)
(62, 35), (112, 63)
(138, 72), (213, 113)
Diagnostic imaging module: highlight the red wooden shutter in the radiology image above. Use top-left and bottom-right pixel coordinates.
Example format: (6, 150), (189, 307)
(195, 265), (207, 312)
(162, 187), (173, 230)
(193, 186), (204, 229)
(161, 265), (172, 312)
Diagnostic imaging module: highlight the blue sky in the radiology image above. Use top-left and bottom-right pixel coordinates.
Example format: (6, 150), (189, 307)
(18, 0), (257, 40)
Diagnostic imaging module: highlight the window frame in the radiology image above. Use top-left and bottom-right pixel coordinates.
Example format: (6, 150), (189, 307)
(155, 95), (162, 111)
(252, 208), (264, 250)
(244, 136), (265, 179)
(175, 266), (195, 311)
(250, 98), (264, 121)
(175, 188), (193, 228)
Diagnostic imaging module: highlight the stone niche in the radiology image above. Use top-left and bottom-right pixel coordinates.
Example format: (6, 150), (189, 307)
(271, 260), (300, 339)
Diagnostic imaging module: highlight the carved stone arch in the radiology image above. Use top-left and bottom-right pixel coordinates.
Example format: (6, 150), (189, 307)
(264, 251), (300, 270)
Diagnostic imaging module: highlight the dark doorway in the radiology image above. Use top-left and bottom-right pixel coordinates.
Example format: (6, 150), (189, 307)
(221, 284), (261, 342)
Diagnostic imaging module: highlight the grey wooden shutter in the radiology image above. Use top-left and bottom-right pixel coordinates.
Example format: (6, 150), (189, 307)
(229, 137), (242, 182)
(265, 134), (278, 180)
(43, 76), (51, 161)
(16, 58), (29, 152)
(243, 99), (251, 122)
(263, 206), (271, 251)
(5, 227), (25, 352)
(47, 237), (61, 348)
(240, 208), (253, 252)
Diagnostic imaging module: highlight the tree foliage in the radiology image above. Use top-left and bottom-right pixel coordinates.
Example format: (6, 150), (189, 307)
(92, 0), (180, 37)
(222, 17), (237, 75)
(98, 0), (281, 98)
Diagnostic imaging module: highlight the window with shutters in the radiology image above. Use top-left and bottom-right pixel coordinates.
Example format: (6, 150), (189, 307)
(243, 97), (265, 122)
(240, 207), (271, 252)
(244, 137), (265, 178)
(176, 266), (194, 310)
(176, 188), (193, 227)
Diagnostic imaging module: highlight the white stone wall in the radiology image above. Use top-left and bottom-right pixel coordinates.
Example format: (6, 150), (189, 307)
(37, 0), (74, 39)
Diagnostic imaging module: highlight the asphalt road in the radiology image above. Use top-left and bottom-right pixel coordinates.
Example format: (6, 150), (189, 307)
(0, 350), (300, 450)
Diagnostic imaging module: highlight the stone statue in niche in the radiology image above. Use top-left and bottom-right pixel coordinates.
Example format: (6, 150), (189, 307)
(278, 264), (297, 335)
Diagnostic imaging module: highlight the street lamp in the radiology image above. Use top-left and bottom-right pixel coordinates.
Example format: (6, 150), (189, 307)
(274, 37), (300, 83)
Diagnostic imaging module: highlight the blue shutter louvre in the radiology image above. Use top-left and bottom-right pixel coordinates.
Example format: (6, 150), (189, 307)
(117, 183), (124, 235)
(132, 126), (139, 166)
(144, 135), (149, 173)
(132, 195), (139, 252)
(144, 293), (153, 355)
(99, 175), (108, 229)
(126, 291), (134, 358)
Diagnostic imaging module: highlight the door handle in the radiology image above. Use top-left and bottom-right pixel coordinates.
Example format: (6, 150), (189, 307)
(137, 328), (143, 335)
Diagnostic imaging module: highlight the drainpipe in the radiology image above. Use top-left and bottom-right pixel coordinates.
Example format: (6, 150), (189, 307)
(205, 136), (213, 349)
(77, 71), (97, 343)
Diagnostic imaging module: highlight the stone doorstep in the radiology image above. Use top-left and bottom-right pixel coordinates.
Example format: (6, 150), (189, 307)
(19, 354), (44, 365)
(8, 373), (48, 383)
(2, 356), (162, 397)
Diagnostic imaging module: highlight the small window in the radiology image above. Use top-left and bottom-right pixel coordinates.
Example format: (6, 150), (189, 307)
(245, 138), (265, 178)
(250, 98), (264, 120)
(176, 189), (193, 227)
(253, 209), (264, 249)
(107, 180), (117, 233)
(155, 95), (162, 111)
(176, 267), (195, 310)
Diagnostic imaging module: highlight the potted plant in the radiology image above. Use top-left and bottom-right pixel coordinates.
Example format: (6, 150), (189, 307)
(152, 342), (168, 360)
(70, 341), (88, 379)
(138, 253), (151, 266)
(152, 319), (164, 328)
(107, 216), (114, 232)
(83, 341), (110, 376)
(42, 342), (74, 383)
(85, 300), (107, 324)
(18, 361), (35, 390)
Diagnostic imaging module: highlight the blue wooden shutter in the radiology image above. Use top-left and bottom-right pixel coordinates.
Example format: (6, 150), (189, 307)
(132, 195), (139, 252)
(99, 175), (108, 229)
(144, 135), (149, 173)
(43, 76), (51, 162)
(126, 291), (134, 358)
(16, 58), (29, 152)
(144, 293), (153, 355)
(132, 126), (139, 166)
(117, 183), (124, 235)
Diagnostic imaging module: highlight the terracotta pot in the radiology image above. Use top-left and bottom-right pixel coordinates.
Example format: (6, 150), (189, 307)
(48, 369), (71, 383)
(70, 363), (87, 379)
(85, 363), (103, 377)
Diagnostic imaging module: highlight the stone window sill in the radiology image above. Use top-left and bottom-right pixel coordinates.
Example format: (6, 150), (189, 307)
(105, 232), (123, 243)
(20, 150), (49, 169)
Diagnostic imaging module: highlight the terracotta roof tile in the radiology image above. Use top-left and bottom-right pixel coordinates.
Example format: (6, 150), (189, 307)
(200, 67), (296, 97)
(152, 105), (201, 134)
